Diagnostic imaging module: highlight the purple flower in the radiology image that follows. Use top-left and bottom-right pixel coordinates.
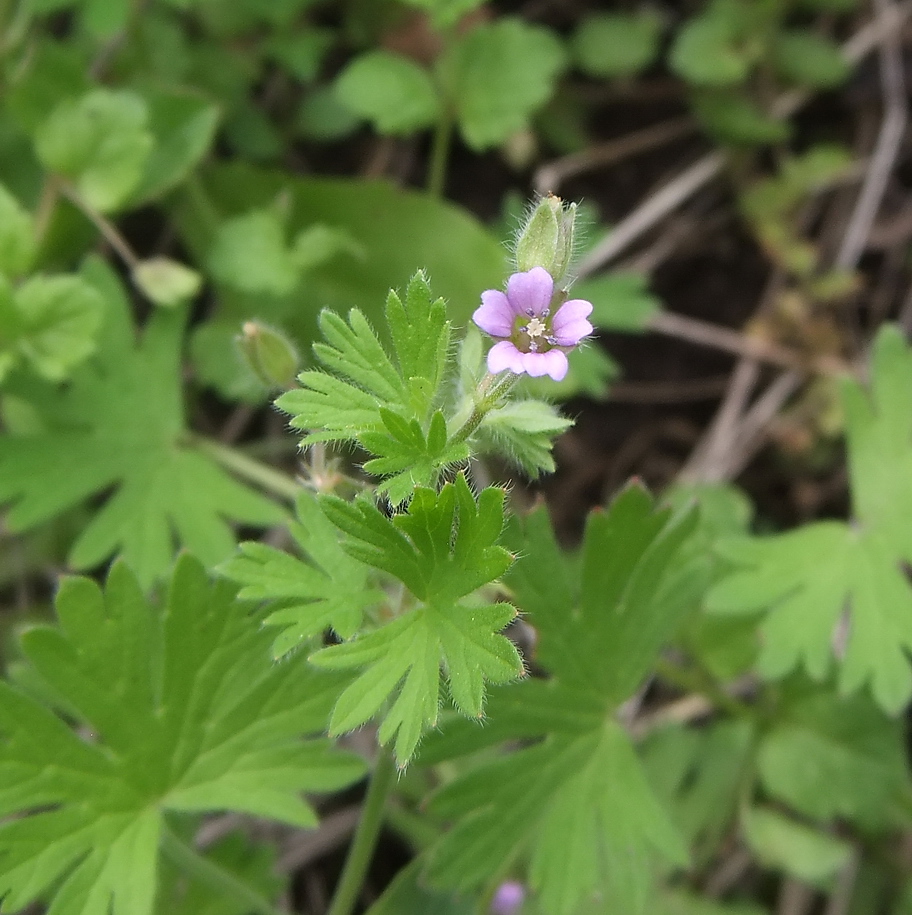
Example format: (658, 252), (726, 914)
(490, 880), (525, 914)
(473, 266), (593, 382)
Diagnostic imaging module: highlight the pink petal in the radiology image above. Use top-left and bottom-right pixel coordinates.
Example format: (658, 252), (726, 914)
(473, 290), (514, 337)
(507, 267), (553, 317)
(552, 298), (593, 330)
(551, 298), (593, 346)
(487, 340), (525, 374)
(552, 319), (593, 347)
(521, 349), (568, 381)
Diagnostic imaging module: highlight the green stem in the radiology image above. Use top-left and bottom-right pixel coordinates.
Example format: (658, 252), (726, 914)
(191, 435), (300, 503)
(58, 182), (140, 271)
(654, 657), (753, 721)
(426, 107), (454, 198)
(161, 826), (285, 915)
(327, 748), (398, 915)
(450, 372), (518, 445)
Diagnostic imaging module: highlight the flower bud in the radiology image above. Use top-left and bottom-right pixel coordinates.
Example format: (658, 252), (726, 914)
(238, 321), (299, 389)
(514, 194), (577, 284)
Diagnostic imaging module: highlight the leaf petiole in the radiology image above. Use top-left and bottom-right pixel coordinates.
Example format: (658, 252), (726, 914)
(160, 825), (286, 915)
(327, 748), (399, 915)
(190, 434), (301, 503)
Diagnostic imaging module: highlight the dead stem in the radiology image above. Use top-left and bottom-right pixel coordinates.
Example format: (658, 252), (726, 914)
(534, 117), (695, 196)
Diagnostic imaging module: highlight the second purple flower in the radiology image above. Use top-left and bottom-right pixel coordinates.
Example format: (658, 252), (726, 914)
(473, 266), (593, 382)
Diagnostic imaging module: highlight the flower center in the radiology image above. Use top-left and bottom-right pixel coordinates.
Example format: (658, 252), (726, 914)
(526, 317), (547, 339)
(511, 310), (559, 354)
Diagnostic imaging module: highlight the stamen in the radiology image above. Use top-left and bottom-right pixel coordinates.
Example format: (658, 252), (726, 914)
(526, 317), (547, 338)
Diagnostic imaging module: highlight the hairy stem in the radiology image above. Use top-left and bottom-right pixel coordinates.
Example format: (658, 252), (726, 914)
(161, 826), (286, 915)
(450, 372), (519, 445)
(327, 748), (398, 915)
(190, 435), (301, 503)
(426, 107), (454, 198)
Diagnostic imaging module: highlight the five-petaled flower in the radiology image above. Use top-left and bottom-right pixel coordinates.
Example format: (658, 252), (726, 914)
(473, 266), (593, 382)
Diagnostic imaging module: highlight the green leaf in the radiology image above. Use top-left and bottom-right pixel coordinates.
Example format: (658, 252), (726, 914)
(0, 259), (284, 587)
(795, 0), (858, 9)
(133, 257), (202, 307)
(311, 474), (522, 765)
(0, 272), (105, 382)
(708, 326), (912, 712)
(671, 15), (750, 87)
(643, 721), (753, 867)
(743, 806), (851, 885)
(277, 271), (457, 501)
(366, 859), (475, 915)
(35, 88), (153, 213)
(693, 93), (789, 146)
(773, 30), (850, 89)
(160, 832), (284, 915)
(0, 556), (365, 915)
(174, 164), (507, 336)
(657, 890), (769, 915)
(81, 0), (131, 37)
(742, 145), (854, 223)
(130, 88), (220, 204)
(708, 524), (912, 711)
(841, 325), (912, 548)
(478, 399), (573, 477)
(757, 689), (908, 828)
(516, 484), (702, 701)
(295, 86), (363, 141)
(0, 184), (36, 277)
(222, 491), (384, 658)
(441, 18), (566, 150)
(207, 208), (301, 296)
(397, 0), (485, 30)
(266, 30), (335, 83)
(420, 485), (702, 912)
(335, 51), (440, 135)
(7, 40), (90, 133)
(572, 12), (662, 79)
(429, 724), (687, 915)
(362, 409), (470, 505)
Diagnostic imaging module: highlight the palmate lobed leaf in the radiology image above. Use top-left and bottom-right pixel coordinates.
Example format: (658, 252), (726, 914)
(0, 258), (284, 587)
(277, 271), (459, 504)
(310, 473), (523, 765)
(756, 688), (908, 829)
(417, 484), (703, 913)
(0, 556), (365, 915)
(221, 490), (384, 658)
(707, 523), (912, 711)
(0, 271), (105, 383)
(428, 724), (687, 915)
(707, 325), (912, 712)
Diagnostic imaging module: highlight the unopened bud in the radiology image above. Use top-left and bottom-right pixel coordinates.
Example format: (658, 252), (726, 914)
(238, 321), (299, 389)
(514, 194), (577, 284)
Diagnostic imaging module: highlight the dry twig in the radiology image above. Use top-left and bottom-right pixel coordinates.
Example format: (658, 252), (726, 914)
(533, 117), (694, 196)
(835, 0), (909, 269)
(575, 1), (912, 277)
